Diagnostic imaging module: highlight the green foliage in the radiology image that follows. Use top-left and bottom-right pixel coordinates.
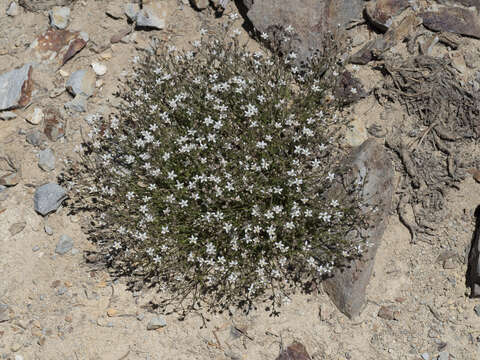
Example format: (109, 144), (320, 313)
(62, 16), (367, 316)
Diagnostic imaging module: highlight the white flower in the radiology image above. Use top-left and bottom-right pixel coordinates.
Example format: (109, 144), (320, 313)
(327, 172), (335, 181)
(223, 223), (232, 233)
(161, 225), (169, 234)
(167, 170), (177, 180)
(126, 192), (135, 200)
(284, 222), (294, 230)
(331, 199), (339, 207)
(153, 255), (161, 264)
(200, 28), (207, 36)
(179, 199), (188, 208)
(260, 32), (269, 40)
(351, 87), (358, 94)
(256, 141), (267, 149)
(193, 40), (201, 48)
(285, 24), (294, 33)
(113, 241), (122, 250)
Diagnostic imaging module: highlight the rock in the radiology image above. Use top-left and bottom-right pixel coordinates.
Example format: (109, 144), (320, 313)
(244, 0), (364, 63)
(467, 205), (480, 297)
(105, 2), (124, 19)
(38, 148), (55, 171)
(91, 62), (107, 76)
(0, 172), (20, 186)
(421, 7), (480, 39)
(62, 38), (86, 66)
(322, 139), (395, 318)
(377, 305), (399, 320)
(26, 129), (48, 148)
(110, 27), (132, 44)
(343, 118), (368, 147)
(43, 109), (64, 141)
(44, 224), (53, 235)
(365, 0), (410, 32)
(146, 316), (167, 330)
(19, 0), (75, 11)
(0, 64), (33, 111)
(49, 6), (70, 29)
(9, 221), (26, 236)
(66, 69), (95, 97)
(349, 37), (390, 65)
(421, 354), (430, 360)
(64, 93), (88, 112)
(334, 71), (367, 106)
(0, 111), (17, 120)
(437, 351), (449, 360)
(29, 29), (86, 66)
(33, 183), (67, 216)
(464, 51), (480, 69)
(27, 107), (44, 125)
(276, 342), (311, 360)
(136, 0), (167, 30)
(192, 0), (209, 10)
(6, 1), (20, 16)
(55, 234), (73, 255)
(124, 3), (139, 21)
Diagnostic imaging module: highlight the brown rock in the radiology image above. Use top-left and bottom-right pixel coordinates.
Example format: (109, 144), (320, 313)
(276, 342), (311, 360)
(29, 29), (86, 65)
(110, 27), (132, 44)
(421, 7), (480, 39)
(322, 139), (395, 318)
(43, 108), (64, 141)
(468, 168), (480, 183)
(0, 64), (33, 111)
(62, 38), (86, 65)
(334, 71), (367, 105)
(0, 172), (21, 186)
(365, 0), (410, 32)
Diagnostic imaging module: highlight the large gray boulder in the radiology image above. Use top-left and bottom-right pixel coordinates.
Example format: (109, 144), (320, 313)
(322, 139), (395, 318)
(242, 0), (364, 62)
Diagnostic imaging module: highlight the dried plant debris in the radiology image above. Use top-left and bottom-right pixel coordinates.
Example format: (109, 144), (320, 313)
(377, 55), (480, 242)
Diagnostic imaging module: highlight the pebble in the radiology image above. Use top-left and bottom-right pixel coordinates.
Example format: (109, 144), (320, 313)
(136, 313), (144, 321)
(49, 6), (70, 29)
(65, 93), (88, 113)
(66, 69), (95, 98)
(27, 107), (44, 125)
(57, 286), (67, 295)
(438, 351), (449, 360)
(9, 221), (26, 236)
(38, 148), (55, 172)
(135, 1), (166, 30)
(474, 304), (480, 316)
(34, 183), (67, 216)
(146, 316), (166, 330)
(44, 224), (53, 235)
(71, 248), (79, 255)
(10, 342), (22, 352)
(192, 0), (209, 10)
(26, 129), (48, 148)
(6, 1), (19, 16)
(14, 355), (24, 360)
(32, 245), (40, 252)
(0, 64), (32, 111)
(0, 111), (17, 120)
(55, 234), (74, 255)
(91, 62), (107, 76)
(421, 353), (430, 360)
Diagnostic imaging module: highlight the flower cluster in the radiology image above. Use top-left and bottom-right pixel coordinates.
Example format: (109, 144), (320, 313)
(63, 18), (367, 314)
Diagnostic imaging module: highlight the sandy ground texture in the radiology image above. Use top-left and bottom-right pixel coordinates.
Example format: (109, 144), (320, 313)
(0, 0), (480, 359)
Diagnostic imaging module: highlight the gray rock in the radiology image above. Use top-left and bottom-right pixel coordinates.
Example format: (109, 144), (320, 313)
(44, 224), (53, 235)
(55, 234), (73, 255)
(0, 185), (6, 192)
(146, 316), (166, 330)
(19, 0), (75, 11)
(136, 313), (144, 321)
(322, 139), (395, 318)
(0, 64), (33, 111)
(421, 354), (430, 360)
(243, 0), (364, 63)
(26, 129), (48, 148)
(0, 111), (17, 120)
(365, 0), (410, 32)
(6, 1), (20, 16)
(57, 286), (67, 295)
(48, 6), (70, 29)
(38, 148), (55, 172)
(32, 245), (40, 252)
(437, 352), (449, 360)
(474, 304), (480, 316)
(192, 0), (209, 10)
(34, 183), (67, 216)
(64, 94), (88, 113)
(9, 221), (26, 236)
(124, 3), (139, 21)
(66, 69), (95, 97)
(136, 2), (166, 30)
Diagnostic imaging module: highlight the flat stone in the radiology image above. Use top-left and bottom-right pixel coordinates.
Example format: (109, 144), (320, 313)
(438, 352), (449, 360)
(19, 0), (75, 11)
(136, 0), (167, 30)
(9, 221), (26, 236)
(421, 7), (480, 39)
(64, 93), (88, 113)
(146, 316), (167, 330)
(91, 62), (107, 76)
(44, 224), (53, 235)
(49, 6), (70, 29)
(27, 107), (44, 125)
(0, 172), (20, 186)
(0, 111), (17, 120)
(365, 0), (410, 32)
(124, 3), (139, 21)
(29, 29), (85, 65)
(55, 234), (73, 255)
(26, 129), (48, 148)
(43, 109), (64, 141)
(6, 1), (20, 16)
(0, 64), (33, 111)
(377, 305), (399, 320)
(322, 139), (395, 318)
(275, 342), (311, 360)
(66, 69), (95, 97)
(38, 148), (55, 171)
(33, 183), (67, 216)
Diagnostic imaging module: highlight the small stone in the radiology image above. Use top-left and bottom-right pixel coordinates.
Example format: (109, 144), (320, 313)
(64, 94), (88, 113)
(27, 108), (44, 125)
(0, 64), (33, 110)
(14, 355), (24, 360)
(377, 305), (399, 320)
(66, 69), (95, 97)
(43, 109), (64, 141)
(438, 351), (449, 360)
(443, 257), (456, 269)
(32, 245), (40, 252)
(146, 316), (166, 330)
(276, 342), (311, 360)
(106, 2), (124, 19)
(95, 79), (104, 88)
(65, 314), (72, 322)
(55, 234), (73, 255)
(34, 183), (67, 216)
(38, 148), (55, 172)
(421, 353), (430, 360)
(106, 308), (117, 317)
(44, 224), (53, 235)
(192, 0), (209, 10)
(58, 69), (69, 77)
(49, 6), (70, 29)
(71, 248), (78, 255)
(0, 172), (20, 186)
(100, 52), (112, 60)
(91, 62), (107, 76)
(57, 286), (67, 295)
(9, 221), (26, 236)
(26, 129), (48, 147)
(135, 1), (166, 30)
(10, 342), (22, 352)
(136, 313), (144, 321)
(0, 111), (17, 120)
(6, 2), (19, 16)
(474, 304), (480, 316)
(124, 3), (139, 21)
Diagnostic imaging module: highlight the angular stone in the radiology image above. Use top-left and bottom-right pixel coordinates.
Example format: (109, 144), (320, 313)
(276, 342), (311, 360)
(19, 0), (75, 11)
(0, 111), (17, 120)
(9, 221), (26, 236)
(192, 0), (209, 10)
(43, 109), (64, 141)
(105, 2), (124, 19)
(136, 0), (167, 30)
(66, 69), (95, 97)
(64, 93), (88, 113)
(244, 0), (365, 63)
(55, 234), (73, 255)
(29, 29), (86, 65)
(0, 172), (20, 186)
(365, 0), (410, 32)
(62, 38), (86, 66)
(33, 183), (67, 216)
(91, 62), (107, 76)
(27, 107), (44, 125)
(6, 1), (20, 16)
(146, 316), (167, 330)
(124, 3), (139, 21)
(38, 148), (55, 171)
(0, 64), (33, 111)
(26, 129), (48, 148)
(322, 139), (395, 318)
(421, 7), (480, 39)
(49, 6), (70, 29)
